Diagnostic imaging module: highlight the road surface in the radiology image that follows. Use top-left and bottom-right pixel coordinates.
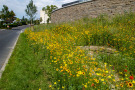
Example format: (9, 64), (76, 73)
(0, 25), (30, 69)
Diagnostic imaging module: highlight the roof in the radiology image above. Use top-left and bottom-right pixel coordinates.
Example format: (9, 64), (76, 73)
(62, 1), (79, 7)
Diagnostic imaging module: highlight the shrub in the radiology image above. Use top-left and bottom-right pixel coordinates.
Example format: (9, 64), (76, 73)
(21, 21), (27, 25)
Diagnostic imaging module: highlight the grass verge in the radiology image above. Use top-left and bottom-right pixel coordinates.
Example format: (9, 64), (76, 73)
(0, 33), (52, 90)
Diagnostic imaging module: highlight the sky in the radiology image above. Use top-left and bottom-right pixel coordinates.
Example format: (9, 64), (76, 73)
(0, 0), (75, 19)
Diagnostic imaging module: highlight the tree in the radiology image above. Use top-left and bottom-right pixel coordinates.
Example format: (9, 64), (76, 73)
(9, 10), (16, 23)
(21, 16), (27, 25)
(25, 18), (28, 22)
(25, 0), (37, 25)
(33, 19), (40, 25)
(22, 16), (25, 21)
(0, 5), (16, 24)
(42, 5), (58, 23)
(16, 18), (20, 22)
(1, 5), (9, 22)
(40, 17), (42, 23)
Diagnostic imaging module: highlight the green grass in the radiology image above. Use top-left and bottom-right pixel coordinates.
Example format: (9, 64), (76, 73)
(96, 53), (135, 75)
(0, 33), (53, 90)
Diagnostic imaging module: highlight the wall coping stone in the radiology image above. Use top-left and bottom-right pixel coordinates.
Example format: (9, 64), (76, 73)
(52, 0), (95, 13)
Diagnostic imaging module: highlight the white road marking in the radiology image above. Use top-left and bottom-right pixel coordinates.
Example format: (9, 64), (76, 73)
(0, 29), (5, 31)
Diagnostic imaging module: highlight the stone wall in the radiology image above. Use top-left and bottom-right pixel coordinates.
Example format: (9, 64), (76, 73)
(51, 0), (135, 23)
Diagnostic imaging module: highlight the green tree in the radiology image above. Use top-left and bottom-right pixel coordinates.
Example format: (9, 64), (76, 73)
(0, 5), (16, 24)
(22, 16), (25, 21)
(1, 5), (9, 22)
(16, 18), (20, 22)
(25, 0), (37, 25)
(21, 16), (27, 25)
(33, 19), (40, 25)
(39, 17), (42, 23)
(42, 5), (58, 23)
(25, 18), (28, 23)
(9, 10), (16, 23)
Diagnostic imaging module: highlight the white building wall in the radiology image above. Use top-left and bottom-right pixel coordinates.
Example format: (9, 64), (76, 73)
(40, 10), (49, 24)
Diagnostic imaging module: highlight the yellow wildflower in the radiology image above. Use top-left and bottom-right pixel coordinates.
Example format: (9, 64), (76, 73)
(85, 31), (89, 35)
(106, 71), (108, 73)
(84, 84), (87, 88)
(108, 76), (111, 78)
(62, 86), (65, 89)
(54, 82), (57, 85)
(132, 80), (135, 83)
(101, 79), (104, 81)
(127, 82), (133, 87)
(113, 79), (115, 82)
(49, 85), (52, 88)
(56, 68), (59, 71)
(120, 84), (123, 87)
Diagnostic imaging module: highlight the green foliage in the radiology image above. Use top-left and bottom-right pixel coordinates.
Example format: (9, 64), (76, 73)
(25, 0), (37, 24)
(0, 21), (4, 28)
(0, 5), (16, 24)
(47, 18), (50, 24)
(39, 17), (42, 23)
(0, 34), (51, 89)
(97, 53), (135, 75)
(21, 21), (27, 25)
(0, 5), (9, 22)
(16, 18), (20, 22)
(18, 22), (22, 26)
(42, 5), (58, 23)
(33, 19), (40, 25)
(7, 23), (18, 29)
(9, 10), (16, 23)
(21, 16), (28, 25)
(22, 16), (25, 21)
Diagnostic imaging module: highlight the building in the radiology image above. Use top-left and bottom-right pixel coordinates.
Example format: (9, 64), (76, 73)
(62, 0), (92, 7)
(40, 10), (49, 24)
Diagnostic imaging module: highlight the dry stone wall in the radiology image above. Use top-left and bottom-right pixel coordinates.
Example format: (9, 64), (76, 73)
(51, 0), (135, 23)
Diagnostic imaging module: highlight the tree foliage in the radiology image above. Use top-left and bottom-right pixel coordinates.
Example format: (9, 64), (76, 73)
(9, 10), (16, 23)
(25, 0), (37, 24)
(16, 18), (20, 22)
(42, 5), (58, 23)
(0, 5), (16, 24)
(22, 16), (25, 21)
(40, 17), (42, 23)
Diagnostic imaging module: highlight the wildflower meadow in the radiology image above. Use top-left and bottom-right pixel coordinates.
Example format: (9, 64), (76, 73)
(23, 12), (135, 90)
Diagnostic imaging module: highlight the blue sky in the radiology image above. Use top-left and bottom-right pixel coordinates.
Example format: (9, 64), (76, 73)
(0, 0), (75, 19)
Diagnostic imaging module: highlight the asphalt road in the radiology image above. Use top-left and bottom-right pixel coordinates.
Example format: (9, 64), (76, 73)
(0, 25), (30, 69)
